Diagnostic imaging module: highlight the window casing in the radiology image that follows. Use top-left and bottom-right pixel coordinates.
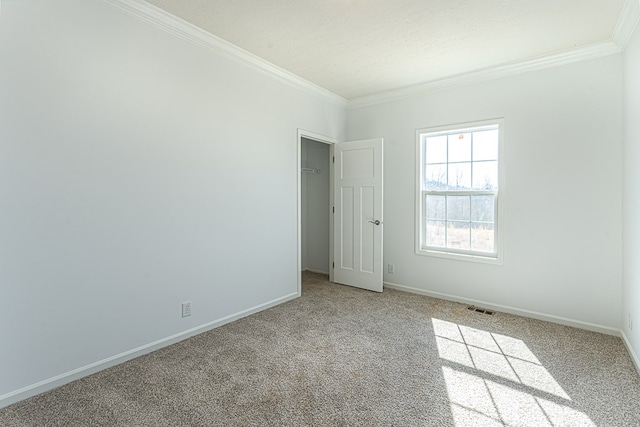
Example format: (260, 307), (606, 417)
(416, 119), (503, 264)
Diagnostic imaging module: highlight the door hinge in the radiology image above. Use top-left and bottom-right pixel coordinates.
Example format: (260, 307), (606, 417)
(333, 206), (335, 213)
(332, 262), (335, 269)
(332, 156), (335, 163)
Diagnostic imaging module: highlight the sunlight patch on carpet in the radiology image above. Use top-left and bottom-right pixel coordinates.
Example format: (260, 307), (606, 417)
(433, 318), (595, 427)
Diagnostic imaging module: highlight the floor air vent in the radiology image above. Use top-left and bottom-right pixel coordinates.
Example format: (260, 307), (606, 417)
(467, 305), (494, 315)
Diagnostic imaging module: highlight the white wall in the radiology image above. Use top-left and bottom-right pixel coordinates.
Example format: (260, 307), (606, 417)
(0, 0), (346, 405)
(348, 55), (623, 331)
(622, 22), (640, 370)
(301, 138), (331, 274)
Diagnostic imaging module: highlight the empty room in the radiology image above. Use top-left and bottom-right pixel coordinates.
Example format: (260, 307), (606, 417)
(1, 0), (640, 425)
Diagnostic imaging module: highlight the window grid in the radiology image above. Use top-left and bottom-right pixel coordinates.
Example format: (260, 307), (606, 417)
(422, 192), (498, 256)
(418, 123), (500, 259)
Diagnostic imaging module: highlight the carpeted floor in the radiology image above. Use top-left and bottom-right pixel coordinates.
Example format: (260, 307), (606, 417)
(1, 271), (639, 426)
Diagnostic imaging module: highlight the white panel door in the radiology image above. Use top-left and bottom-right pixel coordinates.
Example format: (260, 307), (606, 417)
(333, 138), (383, 292)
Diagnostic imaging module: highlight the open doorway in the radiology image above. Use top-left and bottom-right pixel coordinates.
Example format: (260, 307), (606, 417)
(297, 131), (384, 294)
(301, 138), (330, 273)
(297, 130), (336, 295)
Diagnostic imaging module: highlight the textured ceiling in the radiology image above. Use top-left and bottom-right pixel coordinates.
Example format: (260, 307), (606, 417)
(145, 0), (626, 99)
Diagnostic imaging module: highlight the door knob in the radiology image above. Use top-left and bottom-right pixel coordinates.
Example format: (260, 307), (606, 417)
(368, 220), (381, 225)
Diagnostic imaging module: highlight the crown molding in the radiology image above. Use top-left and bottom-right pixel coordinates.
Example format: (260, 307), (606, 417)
(613, 0), (640, 47)
(98, 0), (347, 107)
(348, 42), (622, 110)
(98, 0), (636, 111)
(349, 0), (638, 110)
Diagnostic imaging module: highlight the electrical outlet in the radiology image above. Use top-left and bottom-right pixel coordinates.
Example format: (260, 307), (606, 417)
(629, 313), (633, 331)
(182, 301), (192, 318)
(388, 263), (395, 274)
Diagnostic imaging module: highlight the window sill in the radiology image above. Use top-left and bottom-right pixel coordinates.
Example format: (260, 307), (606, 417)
(416, 248), (503, 265)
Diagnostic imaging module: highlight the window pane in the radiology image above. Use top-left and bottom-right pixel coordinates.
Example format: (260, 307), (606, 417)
(426, 135), (447, 164)
(418, 121), (501, 260)
(447, 196), (470, 221)
(447, 222), (470, 250)
(425, 163), (447, 190)
(448, 162), (471, 189)
(426, 195), (445, 220)
(471, 223), (495, 253)
(471, 195), (495, 222)
(472, 161), (498, 190)
(448, 133), (471, 162)
(426, 220), (446, 248)
(473, 129), (499, 161)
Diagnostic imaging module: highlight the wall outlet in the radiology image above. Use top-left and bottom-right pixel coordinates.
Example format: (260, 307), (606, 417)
(182, 301), (192, 318)
(629, 313), (633, 331)
(388, 263), (395, 274)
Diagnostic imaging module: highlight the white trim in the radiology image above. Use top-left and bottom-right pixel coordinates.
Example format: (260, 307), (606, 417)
(97, 0), (347, 107)
(98, 0), (635, 110)
(613, 0), (640, 48)
(297, 129), (338, 146)
(303, 268), (330, 275)
(297, 129), (337, 296)
(415, 248), (502, 265)
(621, 330), (640, 376)
(0, 292), (299, 409)
(383, 281), (621, 336)
(348, 42), (622, 109)
(415, 118), (505, 265)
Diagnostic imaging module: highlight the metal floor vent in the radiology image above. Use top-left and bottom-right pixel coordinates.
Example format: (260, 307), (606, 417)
(467, 305), (494, 315)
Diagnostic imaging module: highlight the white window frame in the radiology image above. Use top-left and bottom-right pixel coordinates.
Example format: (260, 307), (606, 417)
(415, 118), (504, 265)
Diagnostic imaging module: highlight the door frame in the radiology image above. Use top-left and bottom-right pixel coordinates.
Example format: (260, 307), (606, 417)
(297, 129), (336, 295)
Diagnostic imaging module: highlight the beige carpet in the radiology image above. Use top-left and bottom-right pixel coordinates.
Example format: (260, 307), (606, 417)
(1, 271), (639, 426)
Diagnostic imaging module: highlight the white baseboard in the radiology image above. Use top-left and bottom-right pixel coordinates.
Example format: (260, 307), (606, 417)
(0, 292), (299, 409)
(303, 268), (330, 275)
(621, 330), (640, 376)
(383, 281), (620, 336)
(4, 282), (636, 409)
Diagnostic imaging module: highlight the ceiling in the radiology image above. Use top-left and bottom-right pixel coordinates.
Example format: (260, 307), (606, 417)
(145, 0), (627, 100)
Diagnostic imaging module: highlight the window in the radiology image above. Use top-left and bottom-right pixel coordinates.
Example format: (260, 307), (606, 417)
(416, 119), (503, 263)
